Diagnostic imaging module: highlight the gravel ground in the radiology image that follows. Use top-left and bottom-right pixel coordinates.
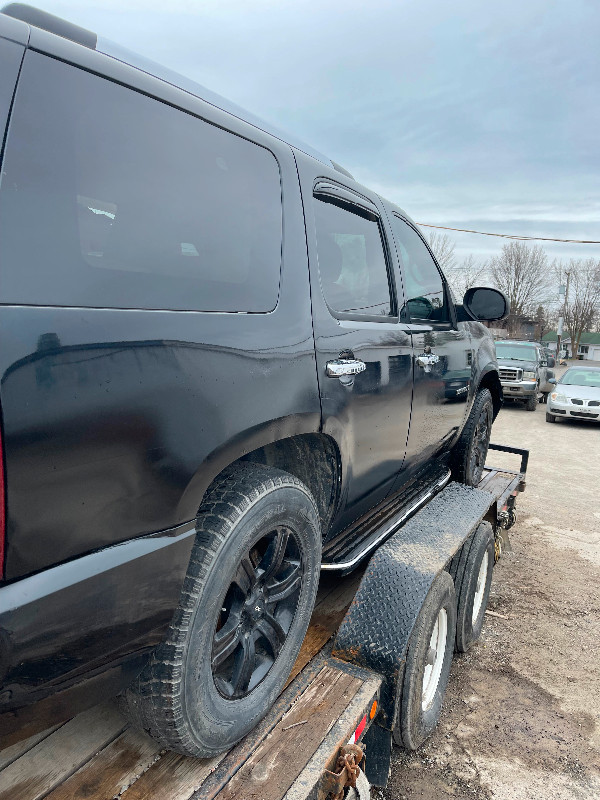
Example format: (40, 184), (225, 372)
(381, 362), (600, 800)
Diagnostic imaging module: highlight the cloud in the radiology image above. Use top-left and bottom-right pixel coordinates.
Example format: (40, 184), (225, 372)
(33, 0), (600, 263)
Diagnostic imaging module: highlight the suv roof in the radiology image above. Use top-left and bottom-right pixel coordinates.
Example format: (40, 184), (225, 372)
(0, 3), (351, 175)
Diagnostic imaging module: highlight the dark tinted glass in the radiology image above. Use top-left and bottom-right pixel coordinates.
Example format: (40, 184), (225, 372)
(391, 216), (448, 322)
(314, 199), (392, 316)
(0, 52), (282, 311)
(465, 287), (506, 320)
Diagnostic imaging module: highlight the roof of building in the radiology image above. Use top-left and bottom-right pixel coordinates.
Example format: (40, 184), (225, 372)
(542, 331), (600, 345)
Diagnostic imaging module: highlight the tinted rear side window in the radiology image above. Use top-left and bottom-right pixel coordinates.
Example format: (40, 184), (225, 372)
(0, 52), (282, 312)
(314, 198), (392, 317)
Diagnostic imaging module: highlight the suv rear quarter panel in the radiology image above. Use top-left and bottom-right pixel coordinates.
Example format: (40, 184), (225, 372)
(0, 39), (320, 580)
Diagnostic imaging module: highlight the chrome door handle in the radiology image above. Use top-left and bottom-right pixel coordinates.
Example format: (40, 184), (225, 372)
(416, 353), (440, 369)
(326, 358), (367, 377)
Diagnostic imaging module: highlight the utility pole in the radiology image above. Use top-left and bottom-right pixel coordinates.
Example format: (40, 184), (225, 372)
(556, 270), (571, 360)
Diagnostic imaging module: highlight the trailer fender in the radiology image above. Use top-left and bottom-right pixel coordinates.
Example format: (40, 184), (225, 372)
(332, 483), (493, 739)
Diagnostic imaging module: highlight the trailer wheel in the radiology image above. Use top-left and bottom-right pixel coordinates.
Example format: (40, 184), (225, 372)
(122, 464), (321, 757)
(454, 523), (494, 653)
(394, 571), (456, 750)
(450, 388), (493, 486)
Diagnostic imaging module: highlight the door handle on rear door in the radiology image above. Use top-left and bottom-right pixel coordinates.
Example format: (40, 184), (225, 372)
(326, 359), (367, 377)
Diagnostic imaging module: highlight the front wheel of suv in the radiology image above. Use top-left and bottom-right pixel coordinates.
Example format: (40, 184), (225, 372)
(525, 392), (538, 411)
(450, 388), (493, 486)
(121, 464), (321, 757)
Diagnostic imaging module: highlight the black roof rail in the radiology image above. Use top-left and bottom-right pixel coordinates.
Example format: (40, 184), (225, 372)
(1, 3), (97, 48)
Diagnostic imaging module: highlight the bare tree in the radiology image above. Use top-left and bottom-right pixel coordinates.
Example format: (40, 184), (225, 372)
(426, 232), (456, 273)
(446, 254), (488, 300)
(560, 259), (600, 357)
(489, 242), (550, 334)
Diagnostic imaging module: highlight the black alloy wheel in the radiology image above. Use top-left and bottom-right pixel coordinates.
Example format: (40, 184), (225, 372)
(450, 388), (494, 487)
(212, 526), (304, 699)
(121, 464), (321, 758)
(468, 403), (491, 485)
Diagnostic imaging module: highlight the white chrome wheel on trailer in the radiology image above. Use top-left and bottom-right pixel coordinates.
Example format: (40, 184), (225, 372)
(471, 551), (489, 625)
(422, 608), (448, 711)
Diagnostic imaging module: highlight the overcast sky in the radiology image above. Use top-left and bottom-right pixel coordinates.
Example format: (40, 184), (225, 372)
(35, 0), (600, 277)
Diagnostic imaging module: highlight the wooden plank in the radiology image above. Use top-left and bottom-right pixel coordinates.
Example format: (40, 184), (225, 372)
(0, 725), (61, 772)
(284, 622), (333, 689)
(119, 751), (224, 800)
(480, 471), (514, 499)
(0, 702), (126, 800)
(213, 665), (362, 800)
(43, 727), (161, 800)
(477, 468), (498, 489)
(312, 571), (362, 634)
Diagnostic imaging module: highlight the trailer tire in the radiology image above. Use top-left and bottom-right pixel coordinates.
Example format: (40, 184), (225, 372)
(394, 571), (456, 751)
(122, 464), (321, 757)
(454, 523), (494, 653)
(450, 388), (493, 486)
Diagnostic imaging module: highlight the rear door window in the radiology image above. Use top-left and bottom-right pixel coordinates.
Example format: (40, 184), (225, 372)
(314, 196), (394, 318)
(0, 52), (282, 312)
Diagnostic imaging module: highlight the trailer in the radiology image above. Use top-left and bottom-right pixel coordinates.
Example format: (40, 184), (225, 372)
(0, 445), (527, 800)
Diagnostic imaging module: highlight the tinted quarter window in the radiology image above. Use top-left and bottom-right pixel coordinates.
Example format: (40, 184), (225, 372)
(391, 216), (448, 323)
(0, 52), (282, 312)
(314, 198), (392, 316)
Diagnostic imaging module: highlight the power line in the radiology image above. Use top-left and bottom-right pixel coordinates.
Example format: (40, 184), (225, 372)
(416, 222), (600, 244)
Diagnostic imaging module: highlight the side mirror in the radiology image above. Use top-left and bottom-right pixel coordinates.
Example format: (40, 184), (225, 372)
(548, 378), (557, 385)
(461, 287), (509, 321)
(547, 357), (556, 368)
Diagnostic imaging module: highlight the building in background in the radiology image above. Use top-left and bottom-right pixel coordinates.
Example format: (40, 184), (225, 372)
(542, 331), (600, 361)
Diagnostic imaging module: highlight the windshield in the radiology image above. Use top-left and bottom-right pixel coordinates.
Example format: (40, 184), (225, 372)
(495, 343), (537, 361)
(561, 369), (600, 388)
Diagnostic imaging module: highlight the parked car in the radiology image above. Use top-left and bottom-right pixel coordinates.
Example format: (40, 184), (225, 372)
(495, 340), (555, 410)
(546, 367), (600, 423)
(0, 5), (508, 755)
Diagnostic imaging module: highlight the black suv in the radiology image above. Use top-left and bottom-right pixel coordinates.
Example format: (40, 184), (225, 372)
(0, 5), (507, 754)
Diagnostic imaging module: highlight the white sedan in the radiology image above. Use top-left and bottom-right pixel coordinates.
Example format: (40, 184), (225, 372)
(546, 366), (600, 423)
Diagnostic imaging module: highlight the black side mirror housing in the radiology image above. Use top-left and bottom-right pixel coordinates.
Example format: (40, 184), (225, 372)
(548, 378), (557, 385)
(458, 287), (509, 322)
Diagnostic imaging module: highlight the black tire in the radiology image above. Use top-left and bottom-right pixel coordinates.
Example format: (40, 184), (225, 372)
(122, 464), (321, 757)
(546, 411), (556, 423)
(394, 571), (456, 751)
(453, 523), (494, 653)
(525, 393), (537, 411)
(450, 388), (493, 486)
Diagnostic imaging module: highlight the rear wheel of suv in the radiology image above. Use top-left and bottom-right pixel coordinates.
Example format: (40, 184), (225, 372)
(122, 464), (321, 757)
(450, 388), (493, 486)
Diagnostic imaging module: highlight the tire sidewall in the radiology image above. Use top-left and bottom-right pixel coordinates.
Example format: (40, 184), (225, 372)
(465, 389), (493, 486)
(182, 484), (320, 752)
(455, 524), (494, 653)
(397, 572), (457, 750)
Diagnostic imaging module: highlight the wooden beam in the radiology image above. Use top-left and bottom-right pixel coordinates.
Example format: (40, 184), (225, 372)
(0, 703), (126, 800)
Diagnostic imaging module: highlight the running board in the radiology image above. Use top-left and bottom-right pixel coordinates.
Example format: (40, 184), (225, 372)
(321, 469), (451, 572)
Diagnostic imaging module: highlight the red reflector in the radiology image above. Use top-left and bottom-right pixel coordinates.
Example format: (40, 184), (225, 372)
(353, 714), (367, 743)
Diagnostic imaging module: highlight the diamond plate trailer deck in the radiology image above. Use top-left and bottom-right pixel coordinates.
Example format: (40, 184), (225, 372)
(0, 447), (527, 800)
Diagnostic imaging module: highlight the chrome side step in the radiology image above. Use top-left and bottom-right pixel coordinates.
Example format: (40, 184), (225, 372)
(321, 470), (451, 572)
